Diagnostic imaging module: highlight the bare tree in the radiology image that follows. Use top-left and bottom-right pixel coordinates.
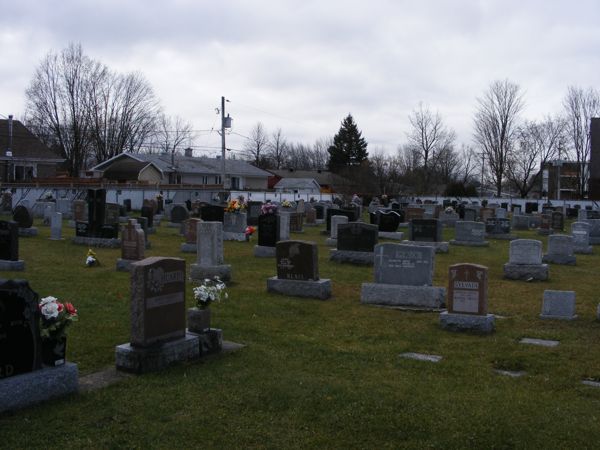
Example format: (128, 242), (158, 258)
(286, 143), (313, 170)
(369, 149), (389, 195)
(473, 79), (524, 196)
(25, 43), (95, 176)
(456, 144), (479, 185)
(563, 86), (600, 198)
(506, 117), (566, 198)
(244, 122), (270, 168)
(406, 102), (456, 192)
(267, 128), (288, 169)
(311, 137), (331, 170)
(26, 43), (162, 173)
(155, 114), (194, 162)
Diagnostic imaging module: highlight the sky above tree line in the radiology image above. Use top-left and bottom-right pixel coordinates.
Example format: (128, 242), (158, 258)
(1, 0), (599, 159)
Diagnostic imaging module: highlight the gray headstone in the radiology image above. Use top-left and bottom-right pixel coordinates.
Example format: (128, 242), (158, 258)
(541, 290), (576, 320)
(373, 243), (434, 286)
(455, 221), (486, 242)
(121, 219), (145, 261)
(223, 212), (247, 233)
(50, 212), (63, 240)
(279, 213), (290, 241)
(330, 215), (349, 239)
(509, 239), (542, 265)
(196, 222), (224, 266)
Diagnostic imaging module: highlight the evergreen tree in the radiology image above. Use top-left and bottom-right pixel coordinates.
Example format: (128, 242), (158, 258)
(327, 114), (368, 172)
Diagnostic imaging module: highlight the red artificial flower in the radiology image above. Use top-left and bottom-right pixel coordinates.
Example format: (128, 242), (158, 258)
(65, 302), (77, 316)
(57, 302), (64, 312)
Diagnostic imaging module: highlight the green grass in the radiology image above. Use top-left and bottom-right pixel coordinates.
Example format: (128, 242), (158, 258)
(2, 217), (600, 449)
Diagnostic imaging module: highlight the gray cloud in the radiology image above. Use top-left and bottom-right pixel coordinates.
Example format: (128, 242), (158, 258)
(2, 0), (600, 157)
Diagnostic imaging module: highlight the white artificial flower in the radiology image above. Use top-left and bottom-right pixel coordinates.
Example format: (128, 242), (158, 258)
(40, 296), (58, 306)
(41, 300), (59, 319)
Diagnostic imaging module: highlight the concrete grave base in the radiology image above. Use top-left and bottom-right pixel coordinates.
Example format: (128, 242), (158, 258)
(223, 231), (246, 241)
(145, 227), (156, 235)
(267, 276), (332, 300)
(329, 249), (374, 266)
(401, 240), (449, 253)
(449, 239), (489, 247)
(18, 227), (38, 237)
(398, 222), (410, 229)
(316, 219), (325, 225)
(190, 263), (232, 283)
(304, 222), (319, 227)
(324, 238), (337, 246)
(503, 263), (549, 281)
(439, 311), (495, 334)
(542, 254), (577, 265)
(167, 222), (184, 228)
(0, 259), (25, 271)
(378, 231), (404, 241)
(180, 243), (196, 253)
(361, 283), (446, 309)
(574, 246), (593, 254)
(115, 333), (200, 374)
(119, 216), (129, 223)
(0, 363), (79, 413)
(71, 236), (121, 248)
(187, 328), (223, 356)
(254, 245), (276, 257)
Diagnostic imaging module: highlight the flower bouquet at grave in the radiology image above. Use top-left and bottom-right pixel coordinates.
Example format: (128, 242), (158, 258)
(261, 202), (278, 215)
(38, 296), (78, 366)
(245, 226), (256, 241)
(85, 248), (100, 267)
(193, 277), (228, 310)
(281, 200), (292, 208)
(225, 199), (246, 213)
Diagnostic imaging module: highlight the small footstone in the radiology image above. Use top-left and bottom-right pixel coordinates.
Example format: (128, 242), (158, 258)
(494, 369), (526, 378)
(519, 338), (559, 347)
(581, 380), (600, 388)
(399, 352), (442, 363)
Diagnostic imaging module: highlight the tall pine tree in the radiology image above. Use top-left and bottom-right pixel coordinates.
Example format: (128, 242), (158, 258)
(327, 114), (368, 172)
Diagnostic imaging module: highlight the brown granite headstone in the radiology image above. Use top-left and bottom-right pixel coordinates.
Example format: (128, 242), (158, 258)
(130, 257), (186, 347)
(447, 263), (488, 315)
(479, 208), (495, 223)
(73, 200), (87, 222)
(121, 219), (145, 261)
(276, 240), (319, 281)
(184, 218), (202, 244)
(405, 207), (424, 222)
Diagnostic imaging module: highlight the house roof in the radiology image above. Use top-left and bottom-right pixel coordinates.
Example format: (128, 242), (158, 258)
(92, 152), (271, 178)
(274, 178), (320, 190)
(268, 169), (348, 186)
(0, 119), (64, 161)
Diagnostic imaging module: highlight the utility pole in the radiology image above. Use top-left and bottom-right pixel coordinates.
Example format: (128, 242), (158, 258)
(220, 96), (227, 190)
(480, 152), (485, 198)
(219, 96), (233, 190)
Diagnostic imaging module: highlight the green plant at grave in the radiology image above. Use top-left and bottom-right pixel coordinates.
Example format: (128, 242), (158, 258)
(38, 296), (78, 340)
(193, 276), (228, 309)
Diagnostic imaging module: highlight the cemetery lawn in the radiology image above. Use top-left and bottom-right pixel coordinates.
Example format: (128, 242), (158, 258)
(2, 218), (600, 449)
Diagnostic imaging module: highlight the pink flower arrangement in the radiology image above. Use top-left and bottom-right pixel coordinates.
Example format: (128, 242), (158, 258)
(39, 296), (78, 339)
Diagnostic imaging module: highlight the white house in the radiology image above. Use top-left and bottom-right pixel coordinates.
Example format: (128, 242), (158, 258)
(91, 150), (271, 189)
(273, 177), (321, 195)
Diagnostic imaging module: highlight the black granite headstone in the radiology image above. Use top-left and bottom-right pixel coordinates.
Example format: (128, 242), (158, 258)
(337, 223), (378, 252)
(377, 210), (403, 232)
(170, 205), (189, 223)
(88, 189), (106, 237)
(258, 214), (279, 247)
(276, 240), (319, 281)
(409, 219), (442, 242)
(12, 205), (33, 229)
(0, 221), (18, 261)
(141, 206), (154, 228)
(200, 205), (225, 222)
(0, 279), (42, 378)
(314, 205), (325, 220)
(75, 221), (89, 237)
(123, 199), (132, 212)
(136, 217), (149, 243)
(485, 218), (511, 234)
(551, 211), (564, 231)
(525, 202), (538, 214)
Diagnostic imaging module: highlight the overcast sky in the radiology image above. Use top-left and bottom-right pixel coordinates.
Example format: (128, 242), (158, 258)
(2, 0), (599, 159)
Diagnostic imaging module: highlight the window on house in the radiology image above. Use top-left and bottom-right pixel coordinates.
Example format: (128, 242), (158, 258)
(202, 176), (208, 185)
(215, 175), (222, 185)
(231, 177), (240, 189)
